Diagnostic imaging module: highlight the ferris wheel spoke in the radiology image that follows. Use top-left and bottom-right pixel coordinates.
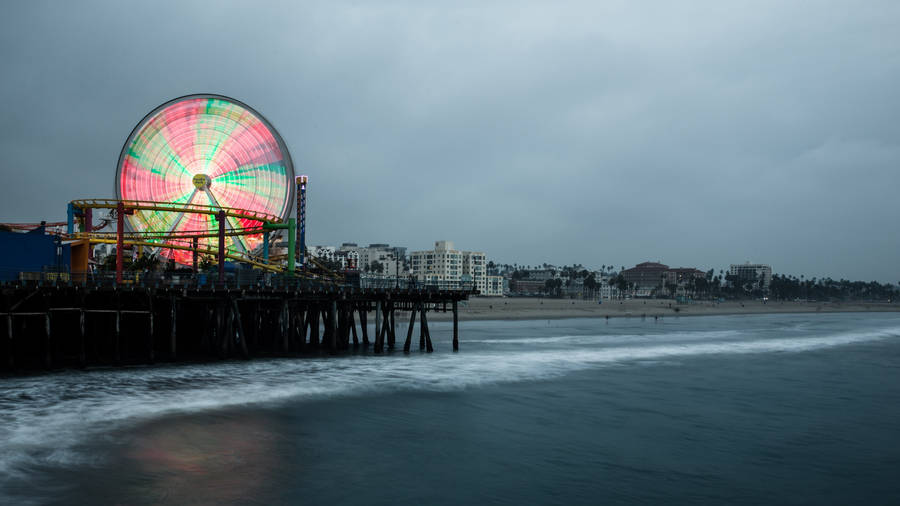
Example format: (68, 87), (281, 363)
(147, 189), (198, 256)
(207, 119), (278, 177)
(213, 162), (285, 185)
(199, 107), (251, 173)
(212, 165), (285, 217)
(133, 187), (194, 236)
(203, 188), (249, 256)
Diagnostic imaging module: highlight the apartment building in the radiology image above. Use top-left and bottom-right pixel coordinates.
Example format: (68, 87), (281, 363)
(409, 240), (487, 292)
(484, 275), (505, 296)
(309, 245), (358, 269)
(729, 262), (772, 289)
(338, 243), (406, 276)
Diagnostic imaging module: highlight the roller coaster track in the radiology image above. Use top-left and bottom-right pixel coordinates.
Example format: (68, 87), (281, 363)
(66, 199), (343, 281)
(70, 199), (283, 224)
(82, 236), (281, 272)
(67, 226), (266, 242)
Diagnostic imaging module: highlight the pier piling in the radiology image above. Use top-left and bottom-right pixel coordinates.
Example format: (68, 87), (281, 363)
(359, 308), (369, 346)
(452, 300), (459, 352)
(404, 305), (416, 353)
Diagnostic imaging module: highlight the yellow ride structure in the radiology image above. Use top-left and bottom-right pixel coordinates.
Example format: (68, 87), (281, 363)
(65, 199), (341, 283)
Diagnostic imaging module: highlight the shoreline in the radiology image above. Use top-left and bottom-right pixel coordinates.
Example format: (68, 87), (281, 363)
(423, 297), (900, 322)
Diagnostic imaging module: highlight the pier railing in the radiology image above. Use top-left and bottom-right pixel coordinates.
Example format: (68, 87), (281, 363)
(1, 267), (476, 293)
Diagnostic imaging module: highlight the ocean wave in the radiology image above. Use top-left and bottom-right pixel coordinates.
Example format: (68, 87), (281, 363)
(1, 321), (899, 495)
(462, 329), (744, 345)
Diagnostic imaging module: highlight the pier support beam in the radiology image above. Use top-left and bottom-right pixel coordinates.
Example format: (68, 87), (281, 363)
(298, 307), (308, 351)
(453, 300), (459, 352)
(79, 309), (86, 366)
(422, 305), (433, 353)
(329, 301), (337, 353)
(359, 307), (368, 346)
(169, 298), (177, 360)
(310, 307), (319, 348)
(224, 302), (234, 357)
(404, 304), (417, 353)
(375, 301), (381, 348)
(375, 302), (386, 353)
(349, 306), (359, 346)
(281, 300), (290, 353)
(419, 304), (426, 351)
(44, 312), (51, 369)
(7, 313), (13, 369)
(231, 299), (249, 359)
(387, 303), (395, 350)
(115, 294), (122, 363)
(147, 296), (154, 363)
(217, 301), (226, 358)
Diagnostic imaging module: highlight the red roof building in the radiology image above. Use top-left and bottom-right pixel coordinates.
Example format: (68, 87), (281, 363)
(621, 262), (670, 289)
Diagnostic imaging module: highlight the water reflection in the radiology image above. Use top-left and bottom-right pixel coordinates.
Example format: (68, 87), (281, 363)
(124, 413), (281, 503)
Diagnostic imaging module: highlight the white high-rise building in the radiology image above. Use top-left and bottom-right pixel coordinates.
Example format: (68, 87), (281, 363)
(409, 240), (487, 292)
(729, 262), (772, 289)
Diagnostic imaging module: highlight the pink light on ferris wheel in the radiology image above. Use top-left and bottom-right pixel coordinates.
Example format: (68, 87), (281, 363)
(115, 94), (295, 264)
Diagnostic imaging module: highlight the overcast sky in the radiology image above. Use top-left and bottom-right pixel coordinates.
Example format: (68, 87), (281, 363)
(1, 1), (898, 281)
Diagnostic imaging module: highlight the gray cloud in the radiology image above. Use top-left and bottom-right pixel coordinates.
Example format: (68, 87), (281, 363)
(1, 0), (898, 281)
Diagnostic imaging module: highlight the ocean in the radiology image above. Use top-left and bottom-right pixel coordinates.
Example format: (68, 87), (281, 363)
(2, 312), (900, 505)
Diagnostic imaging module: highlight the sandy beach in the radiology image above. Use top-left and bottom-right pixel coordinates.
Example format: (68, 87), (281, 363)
(424, 297), (900, 322)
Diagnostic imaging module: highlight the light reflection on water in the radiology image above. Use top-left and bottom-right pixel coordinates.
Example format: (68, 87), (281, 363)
(123, 414), (280, 504)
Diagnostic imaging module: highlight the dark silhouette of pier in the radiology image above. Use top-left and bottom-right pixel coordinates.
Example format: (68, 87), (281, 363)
(1, 277), (470, 373)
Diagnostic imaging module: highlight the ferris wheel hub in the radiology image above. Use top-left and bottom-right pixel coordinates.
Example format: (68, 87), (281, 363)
(192, 173), (212, 191)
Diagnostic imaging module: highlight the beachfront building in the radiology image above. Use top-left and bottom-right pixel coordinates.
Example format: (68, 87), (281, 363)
(336, 249), (359, 270)
(664, 267), (706, 285)
(409, 241), (486, 291)
(620, 262), (708, 297)
(599, 280), (621, 300)
(309, 245), (359, 269)
(621, 262), (670, 296)
(509, 279), (546, 294)
(484, 275), (505, 296)
(729, 262), (772, 289)
(310, 245), (337, 263)
(525, 269), (560, 281)
(338, 243), (406, 276)
(564, 277), (584, 298)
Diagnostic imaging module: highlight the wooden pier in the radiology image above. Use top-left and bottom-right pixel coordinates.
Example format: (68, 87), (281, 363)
(0, 282), (469, 372)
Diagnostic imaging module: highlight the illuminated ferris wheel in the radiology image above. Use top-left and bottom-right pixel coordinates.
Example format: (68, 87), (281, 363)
(115, 94), (294, 264)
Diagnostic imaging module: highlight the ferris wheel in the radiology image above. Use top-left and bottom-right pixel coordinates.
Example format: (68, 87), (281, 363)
(115, 94), (294, 264)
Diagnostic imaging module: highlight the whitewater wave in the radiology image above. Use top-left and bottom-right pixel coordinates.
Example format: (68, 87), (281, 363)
(1, 320), (899, 495)
(463, 328), (744, 345)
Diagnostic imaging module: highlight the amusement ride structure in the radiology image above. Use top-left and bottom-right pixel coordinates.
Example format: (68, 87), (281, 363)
(63, 94), (321, 282)
(1, 94), (469, 371)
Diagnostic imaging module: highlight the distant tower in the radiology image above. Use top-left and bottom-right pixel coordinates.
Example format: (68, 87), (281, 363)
(296, 175), (308, 268)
